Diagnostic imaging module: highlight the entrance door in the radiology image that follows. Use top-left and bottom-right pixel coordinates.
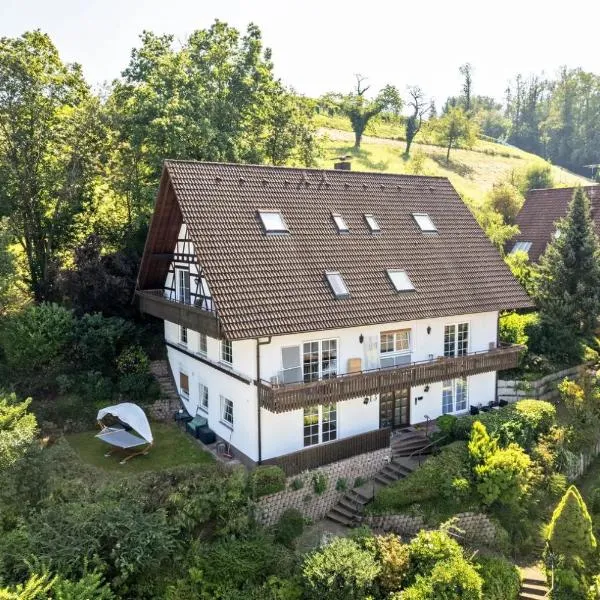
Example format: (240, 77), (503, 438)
(379, 388), (410, 428)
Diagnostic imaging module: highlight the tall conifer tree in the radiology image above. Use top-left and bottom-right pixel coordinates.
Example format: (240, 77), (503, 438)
(535, 187), (600, 361)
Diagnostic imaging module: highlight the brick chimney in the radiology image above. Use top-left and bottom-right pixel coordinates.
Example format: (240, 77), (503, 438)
(334, 155), (352, 170)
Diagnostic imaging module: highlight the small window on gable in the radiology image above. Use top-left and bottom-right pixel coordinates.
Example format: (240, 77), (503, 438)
(510, 241), (532, 254)
(259, 210), (288, 234)
(387, 269), (415, 292)
(325, 271), (349, 299)
(364, 214), (380, 233)
(332, 213), (349, 233)
(412, 213), (437, 232)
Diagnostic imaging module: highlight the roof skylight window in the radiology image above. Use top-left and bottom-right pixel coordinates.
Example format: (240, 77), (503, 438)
(325, 271), (350, 298)
(258, 210), (288, 234)
(364, 214), (380, 233)
(412, 213), (437, 232)
(332, 213), (349, 233)
(386, 269), (415, 292)
(510, 241), (532, 254)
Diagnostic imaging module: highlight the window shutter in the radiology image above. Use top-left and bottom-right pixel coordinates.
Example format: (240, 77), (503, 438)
(281, 346), (302, 383)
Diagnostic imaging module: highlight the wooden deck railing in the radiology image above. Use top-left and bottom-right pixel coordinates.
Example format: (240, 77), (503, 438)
(136, 289), (221, 338)
(262, 427), (392, 475)
(259, 344), (523, 413)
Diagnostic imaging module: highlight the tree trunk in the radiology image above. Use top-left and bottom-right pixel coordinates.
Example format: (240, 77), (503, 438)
(354, 130), (362, 149)
(405, 137), (413, 156)
(446, 140), (452, 162)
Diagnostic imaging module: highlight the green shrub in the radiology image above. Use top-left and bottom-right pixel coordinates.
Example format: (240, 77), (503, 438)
(371, 442), (471, 517)
(514, 399), (556, 436)
(78, 370), (115, 403)
(353, 477), (366, 488)
(116, 344), (150, 375)
(290, 477), (304, 491)
(499, 311), (539, 346)
(406, 529), (464, 582)
(374, 534), (410, 594)
(312, 472), (328, 495)
(401, 557), (483, 599)
(552, 567), (589, 600)
(118, 372), (159, 403)
(335, 477), (348, 492)
(249, 466), (286, 498)
(591, 488), (600, 514)
(302, 537), (380, 600)
(476, 555), (520, 600)
(274, 508), (304, 548)
(436, 414), (457, 438)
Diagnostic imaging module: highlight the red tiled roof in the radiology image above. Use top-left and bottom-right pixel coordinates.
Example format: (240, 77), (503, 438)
(139, 160), (533, 340)
(511, 186), (600, 261)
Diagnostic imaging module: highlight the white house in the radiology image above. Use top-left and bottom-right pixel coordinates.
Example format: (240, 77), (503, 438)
(136, 159), (531, 472)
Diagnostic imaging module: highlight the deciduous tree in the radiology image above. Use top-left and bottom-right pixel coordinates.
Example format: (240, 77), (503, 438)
(435, 107), (478, 161)
(404, 86), (430, 156)
(332, 75), (402, 149)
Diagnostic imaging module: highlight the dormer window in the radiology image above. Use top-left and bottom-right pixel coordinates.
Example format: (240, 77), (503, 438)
(259, 210), (288, 234)
(387, 269), (415, 292)
(332, 213), (349, 233)
(412, 213), (437, 232)
(325, 271), (350, 299)
(364, 214), (380, 233)
(510, 241), (532, 254)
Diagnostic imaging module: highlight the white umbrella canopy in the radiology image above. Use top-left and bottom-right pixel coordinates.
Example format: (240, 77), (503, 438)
(97, 402), (153, 444)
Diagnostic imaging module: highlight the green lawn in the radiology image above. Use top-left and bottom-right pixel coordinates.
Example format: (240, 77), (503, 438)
(66, 422), (214, 473)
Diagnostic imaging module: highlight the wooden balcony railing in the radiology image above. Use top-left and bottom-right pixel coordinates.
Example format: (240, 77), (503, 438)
(136, 289), (221, 338)
(259, 344), (523, 413)
(262, 427), (392, 475)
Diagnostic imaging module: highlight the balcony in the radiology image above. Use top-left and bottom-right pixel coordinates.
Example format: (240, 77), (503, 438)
(258, 344), (523, 413)
(262, 427), (392, 475)
(136, 289), (221, 338)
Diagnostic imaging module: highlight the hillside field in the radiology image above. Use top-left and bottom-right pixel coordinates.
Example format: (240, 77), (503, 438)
(316, 122), (592, 205)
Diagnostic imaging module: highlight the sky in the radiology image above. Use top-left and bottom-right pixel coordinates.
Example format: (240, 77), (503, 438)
(3, 0), (600, 107)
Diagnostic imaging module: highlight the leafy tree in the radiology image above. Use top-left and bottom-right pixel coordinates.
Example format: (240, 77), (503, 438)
(406, 530), (464, 582)
(546, 485), (596, 564)
(0, 393), (37, 472)
(404, 86), (429, 156)
(0, 31), (104, 301)
(57, 234), (140, 318)
(302, 537), (380, 600)
(517, 163), (554, 194)
(435, 106), (478, 160)
(535, 187), (600, 361)
(468, 421), (498, 465)
(504, 251), (538, 295)
(474, 207), (519, 253)
(332, 75), (402, 149)
(485, 182), (524, 225)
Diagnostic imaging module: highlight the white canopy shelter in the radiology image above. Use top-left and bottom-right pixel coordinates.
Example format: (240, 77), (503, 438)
(96, 403), (153, 463)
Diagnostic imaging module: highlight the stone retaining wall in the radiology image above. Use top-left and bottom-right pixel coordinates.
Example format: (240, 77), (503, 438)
(498, 364), (586, 403)
(256, 447), (390, 526)
(364, 511), (498, 547)
(146, 395), (181, 421)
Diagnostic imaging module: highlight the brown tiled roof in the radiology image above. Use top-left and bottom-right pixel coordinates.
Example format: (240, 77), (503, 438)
(139, 160), (532, 340)
(511, 186), (600, 261)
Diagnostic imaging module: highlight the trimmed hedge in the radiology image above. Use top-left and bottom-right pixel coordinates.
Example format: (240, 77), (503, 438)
(248, 465), (286, 498)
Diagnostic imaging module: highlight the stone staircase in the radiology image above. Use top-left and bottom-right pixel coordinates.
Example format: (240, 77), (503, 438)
(325, 428), (430, 527)
(391, 427), (434, 458)
(148, 360), (181, 419)
(519, 567), (549, 600)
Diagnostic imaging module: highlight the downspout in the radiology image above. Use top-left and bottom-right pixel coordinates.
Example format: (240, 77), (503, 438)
(256, 337), (272, 465)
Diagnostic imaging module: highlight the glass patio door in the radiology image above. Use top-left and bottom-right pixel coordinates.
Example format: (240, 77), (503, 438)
(379, 388), (410, 428)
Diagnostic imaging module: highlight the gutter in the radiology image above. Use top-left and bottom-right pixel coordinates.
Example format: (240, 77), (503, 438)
(256, 337), (272, 464)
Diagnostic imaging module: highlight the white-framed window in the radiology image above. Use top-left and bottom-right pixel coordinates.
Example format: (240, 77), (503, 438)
(199, 383), (209, 412)
(179, 371), (189, 398)
(179, 325), (188, 345)
(303, 404), (337, 447)
(442, 377), (469, 414)
(444, 322), (469, 357)
(221, 339), (233, 365)
(364, 213), (381, 233)
(258, 210), (288, 234)
(220, 395), (234, 428)
(380, 329), (411, 368)
(303, 339), (338, 383)
(176, 268), (191, 304)
(198, 332), (207, 356)
(332, 213), (349, 233)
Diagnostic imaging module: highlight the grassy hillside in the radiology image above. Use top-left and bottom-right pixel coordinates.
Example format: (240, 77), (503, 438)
(315, 119), (592, 205)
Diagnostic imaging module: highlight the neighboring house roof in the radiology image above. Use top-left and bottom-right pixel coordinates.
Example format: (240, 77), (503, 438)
(511, 185), (600, 261)
(137, 160), (532, 340)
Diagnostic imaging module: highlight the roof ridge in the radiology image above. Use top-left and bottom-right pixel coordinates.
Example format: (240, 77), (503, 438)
(163, 158), (450, 182)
